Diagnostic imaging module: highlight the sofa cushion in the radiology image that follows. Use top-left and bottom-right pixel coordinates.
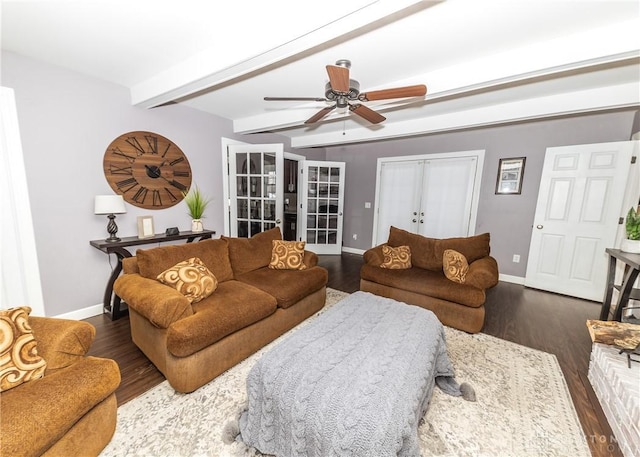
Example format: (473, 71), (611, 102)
(435, 233), (491, 264)
(137, 238), (234, 283)
(223, 227), (283, 276)
(269, 240), (307, 270)
(237, 267), (328, 309)
(0, 306), (47, 392)
(167, 281), (278, 357)
(380, 245), (412, 269)
(157, 257), (218, 304)
(443, 249), (469, 283)
(387, 226), (441, 271)
(360, 264), (486, 308)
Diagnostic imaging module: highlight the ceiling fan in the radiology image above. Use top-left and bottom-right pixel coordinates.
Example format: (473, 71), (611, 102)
(264, 59), (427, 125)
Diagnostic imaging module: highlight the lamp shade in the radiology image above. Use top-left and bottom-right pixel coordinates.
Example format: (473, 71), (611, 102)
(94, 195), (126, 215)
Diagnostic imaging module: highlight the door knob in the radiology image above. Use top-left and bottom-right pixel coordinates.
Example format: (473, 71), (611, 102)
(412, 219), (417, 223)
(276, 219), (281, 224)
(420, 220), (424, 224)
(413, 212), (417, 216)
(536, 224), (543, 229)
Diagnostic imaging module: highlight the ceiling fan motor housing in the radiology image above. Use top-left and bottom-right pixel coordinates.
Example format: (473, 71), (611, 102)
(325, 80), (360, 102)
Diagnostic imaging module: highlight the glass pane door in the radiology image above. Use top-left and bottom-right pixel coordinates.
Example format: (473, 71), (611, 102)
(228, 144), (283, 237)
(301, 161), (345, 254)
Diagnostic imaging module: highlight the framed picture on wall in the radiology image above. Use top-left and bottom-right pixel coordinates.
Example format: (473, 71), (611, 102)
(137, 216), (155, 238)
(495, 157), (526, 195)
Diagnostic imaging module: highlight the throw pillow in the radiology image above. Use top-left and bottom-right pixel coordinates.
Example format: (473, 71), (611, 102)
(380, 245), (412, 269)
(0, 306), (47, 392)
(443, 249), (469, 283)
(269, 240), (307, 270)
(157, 257), (218, 303)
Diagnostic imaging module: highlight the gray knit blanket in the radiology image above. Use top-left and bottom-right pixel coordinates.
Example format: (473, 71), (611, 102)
(237, 291), (463, 456)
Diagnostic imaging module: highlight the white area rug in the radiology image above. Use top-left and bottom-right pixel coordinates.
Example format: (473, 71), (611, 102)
(100, 289), (590, 457)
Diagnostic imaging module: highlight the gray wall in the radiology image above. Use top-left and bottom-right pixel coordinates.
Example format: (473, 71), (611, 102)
(1, 51), (320, 316)
(327, 111), (638, 277)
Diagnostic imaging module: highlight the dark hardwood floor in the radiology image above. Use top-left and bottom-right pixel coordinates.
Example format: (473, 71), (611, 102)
(85, 253), (621, 457)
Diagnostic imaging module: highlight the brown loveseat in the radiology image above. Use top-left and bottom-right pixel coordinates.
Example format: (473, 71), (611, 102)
(0, 316), (120, 457)
(113, 227), (328, 393)
(360, 227), (499, 333)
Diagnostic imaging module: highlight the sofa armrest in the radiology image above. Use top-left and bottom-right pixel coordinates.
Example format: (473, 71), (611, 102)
(29, 317), (96, 375)
(0, 356), (120, 457)
(465, 256), (499, 290)
(114, 274), (193, 329)
(303, 250), (319, 268)
(363, 244), (385, 267)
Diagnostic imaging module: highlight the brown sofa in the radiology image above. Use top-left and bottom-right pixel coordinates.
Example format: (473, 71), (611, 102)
(113, 227), (328, 393)
(0, 317), (120, 457)
(360, 227), (499, 333)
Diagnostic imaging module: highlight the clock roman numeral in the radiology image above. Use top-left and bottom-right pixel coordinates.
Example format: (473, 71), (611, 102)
(164, 187), (179, 202)
(169, 157), (184, 166)
(173, 170), (190, 177)
(116, 177), (138, 193)
(132, 186), (149, 204)
(161, 142), (172, 158)
(152, 190), (162, 206)
(144, 135), (158, 154)
(111, 147), (136, 163)
(170, 180), (188, 192)
(125, 136), (146, 156)
(109, 164), (133, 175)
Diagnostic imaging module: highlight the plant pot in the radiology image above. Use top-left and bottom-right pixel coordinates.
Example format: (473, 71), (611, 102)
(621, 238), (640, 254)
(191, 219), (204, 232)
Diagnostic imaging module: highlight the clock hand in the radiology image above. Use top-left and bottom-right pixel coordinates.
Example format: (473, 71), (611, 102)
(149, 169), (188, 192)
(144, 164), (162, 179)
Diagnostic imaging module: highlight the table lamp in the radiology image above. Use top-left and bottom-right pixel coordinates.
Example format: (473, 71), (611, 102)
(94, 195), (126, 242)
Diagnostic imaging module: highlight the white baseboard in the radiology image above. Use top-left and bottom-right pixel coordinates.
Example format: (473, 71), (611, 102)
(342, 247), (365, 255)
(499, 274), (525, 285)
(53, 303), (104, 320)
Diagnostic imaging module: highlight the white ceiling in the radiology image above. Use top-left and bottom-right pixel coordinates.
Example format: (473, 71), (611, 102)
(2, 0), (639, 148)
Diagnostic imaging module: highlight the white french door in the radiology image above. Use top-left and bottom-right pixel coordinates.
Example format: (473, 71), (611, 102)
(525, 141), (635, 301)
(228, 143), (284, 237)
(373, 151), (484, 245)
(300, 161), (346, 255)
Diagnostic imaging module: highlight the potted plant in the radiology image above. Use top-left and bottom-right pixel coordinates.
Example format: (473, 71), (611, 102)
(622, 207), (640, 253)
(183, 185), (211, 232)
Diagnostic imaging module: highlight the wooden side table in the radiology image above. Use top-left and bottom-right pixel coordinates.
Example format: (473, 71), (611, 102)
(90, 230), (215, 320)
(600, 248), (640, 322)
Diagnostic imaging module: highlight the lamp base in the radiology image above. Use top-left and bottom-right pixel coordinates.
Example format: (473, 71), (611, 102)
(105, 214), (121, 243)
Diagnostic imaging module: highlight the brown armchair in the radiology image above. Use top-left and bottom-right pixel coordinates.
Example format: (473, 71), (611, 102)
(0, 317), (121, 457)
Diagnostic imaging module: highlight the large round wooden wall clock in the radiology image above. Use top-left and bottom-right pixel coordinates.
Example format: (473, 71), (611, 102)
(103, 131), (192, 209)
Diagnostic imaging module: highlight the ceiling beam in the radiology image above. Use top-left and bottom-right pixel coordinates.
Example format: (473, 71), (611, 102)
(130, 0), (440, 109)
(290, 81), (640, 148)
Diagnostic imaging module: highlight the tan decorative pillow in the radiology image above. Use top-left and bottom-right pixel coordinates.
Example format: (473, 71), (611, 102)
(0, 306), (47, 392)
(380, 245), (412, 269)
(269, 240), (307, 270)
(157, 257), (218, 303)
(443, 249), (469, 283)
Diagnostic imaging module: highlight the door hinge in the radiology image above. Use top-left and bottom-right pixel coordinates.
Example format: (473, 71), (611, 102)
(632, 156), (637, 164)
(619, 217), (625, 224)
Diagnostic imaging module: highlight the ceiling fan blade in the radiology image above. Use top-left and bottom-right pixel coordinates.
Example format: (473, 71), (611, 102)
(326, 65), (350, 93)
(305, 105), (336, 124)
(349, 104), (386, 124)
(360, 84), (427, 101)
(264, 97), (327, 102)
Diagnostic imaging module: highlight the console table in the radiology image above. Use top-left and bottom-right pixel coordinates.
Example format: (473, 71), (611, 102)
(600, 248), (640, 322)
(90, 230), (215, 320)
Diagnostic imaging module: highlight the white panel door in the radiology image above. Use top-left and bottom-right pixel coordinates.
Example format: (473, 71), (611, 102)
(300, 161), (345, 254)
(525, 141), (635, 301)
(228, 144), (284, 237)
(373, 160), (423, 245)
(420, 156), (478, 238)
